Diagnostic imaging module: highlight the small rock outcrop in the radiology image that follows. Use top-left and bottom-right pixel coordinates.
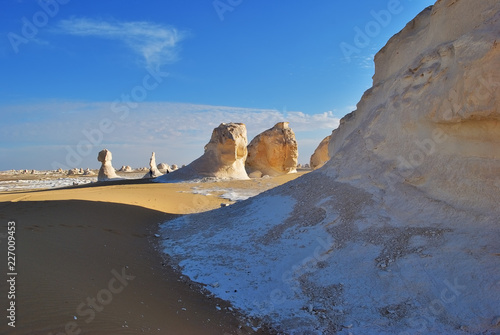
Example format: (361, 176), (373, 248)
(144, 152), (163, 178)
(83, 168), (95, 176)
(245, 122), (298, 177)
(157, 123), (249, 182)
(67, 168), (79, 176)
(157, 163), (171, 173)
(97, 149), (119, 181)
(119, 165), (132, 172)
(310, 134), (331, 170)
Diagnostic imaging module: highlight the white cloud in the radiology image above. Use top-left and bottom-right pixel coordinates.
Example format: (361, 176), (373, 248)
(0, 102), (340, 170)
(56, 18), (185, 67)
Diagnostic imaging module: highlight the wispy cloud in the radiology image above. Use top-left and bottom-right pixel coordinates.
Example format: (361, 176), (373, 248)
(55, 18), (185, 68)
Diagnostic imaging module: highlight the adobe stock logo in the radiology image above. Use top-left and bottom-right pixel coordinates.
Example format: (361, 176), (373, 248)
(340, 0), (404, 63)
(7, 0), (70, 54)
(213, 0), (243, 21)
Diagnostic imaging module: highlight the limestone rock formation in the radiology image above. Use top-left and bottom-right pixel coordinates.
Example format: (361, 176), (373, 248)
(171, 164), (179, 170)
(245, 122), (298, 177)
(143, 152), (163, 179)
(67, 168), (79, 176)
(157, 123), (249, 182)
(157, 163), (171, 173)
(83, 168), (95, 176)
(158, 1), (500, 333)
(119, 165), (132, 172)
(97, 149), (119, 181)
(309, 134), (331, 170)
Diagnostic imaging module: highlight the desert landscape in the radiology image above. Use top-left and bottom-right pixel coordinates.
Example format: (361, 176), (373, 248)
(1, 0), (499, 334)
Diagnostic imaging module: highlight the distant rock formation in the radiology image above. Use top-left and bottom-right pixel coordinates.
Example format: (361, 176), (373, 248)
(83, 168), (95, 176)
(171, 164), (179, 171)
(144, 152), (163, 178)
(97, 149), (119, 181)
(67, 168), (79, 176)
(310, 134), (331, 170)
(119, 165), (132, 172)
(157, 163), (171, 173)
(156, 123), (249, 182)
(245, 122), (298, 177)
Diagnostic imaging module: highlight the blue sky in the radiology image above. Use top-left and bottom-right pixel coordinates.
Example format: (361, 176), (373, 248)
(0, 0), (435, 170)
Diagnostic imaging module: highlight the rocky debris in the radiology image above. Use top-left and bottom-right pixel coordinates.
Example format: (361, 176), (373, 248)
(310, 135), (331, 170)
(97, 149), (119, 181)
(246, 122), (298, 177)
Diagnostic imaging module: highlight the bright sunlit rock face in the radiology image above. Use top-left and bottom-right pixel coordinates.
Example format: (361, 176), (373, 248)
(246, 122), (298, 177)
(157, 122), (249, 181)
(160, 1), (500, 333)
(310, 134), (331, 170)
(327, 0), (500, 214)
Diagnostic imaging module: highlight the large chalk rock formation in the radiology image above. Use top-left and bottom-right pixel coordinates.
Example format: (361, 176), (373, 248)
(97, 149), (119, 181)
(157, 123), (249, 182)
(309, 134), (331, 170)
(159, 1), (500, 333)
(246, 122), (298, 176)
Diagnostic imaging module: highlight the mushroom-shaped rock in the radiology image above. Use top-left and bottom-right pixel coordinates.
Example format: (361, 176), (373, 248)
(156, 123), (249, 182)
(97, 149), (119, 181)
(246, 122), (298, 177)
(310, 135), (332, 170)
(144, 152), (163, 178)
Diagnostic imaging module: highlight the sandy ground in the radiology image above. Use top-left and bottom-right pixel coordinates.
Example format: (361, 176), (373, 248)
(0, 172), (307, 335)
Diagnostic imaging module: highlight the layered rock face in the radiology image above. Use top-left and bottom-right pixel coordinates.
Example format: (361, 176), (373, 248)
(327, 0), (500, 214)
(157, 123), (249, 181)
(246, 122), (298, 177)
(97, 149), (119, 181)
(309, 134), (331, 170)
(159, 1), (500, 333)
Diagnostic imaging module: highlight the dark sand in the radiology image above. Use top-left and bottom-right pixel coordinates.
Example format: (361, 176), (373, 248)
(0, 174), (307, 334)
